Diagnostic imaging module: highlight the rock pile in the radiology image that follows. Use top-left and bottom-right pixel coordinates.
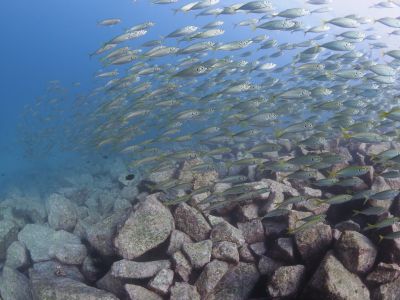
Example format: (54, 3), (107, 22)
(1, 142), (400, 299)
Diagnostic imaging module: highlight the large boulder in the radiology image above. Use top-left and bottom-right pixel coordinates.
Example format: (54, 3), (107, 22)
(0, 266), (32, 300)
(0, 220), (19, 260)
(267, 265), (305, 298)
(47, 193), (78, 232)
(114, 194), (174, 259)
(111, 259), (171, 279)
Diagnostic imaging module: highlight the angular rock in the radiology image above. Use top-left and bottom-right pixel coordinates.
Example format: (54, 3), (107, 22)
(0, 220), (19, 260)
(302, 252), (369, 300)
(96, 271), (125, 299)
(48, 242), (87, 265)
(114, 194), (174, 259)
(86, 210), (130, 257)
(236, 203), (259, 222)
(263, 220), (287, 238)
(172, 251), (192, 282)
(366, 262), (400, 287)
(0, 266), (32, 300)
(195, 260), (229, 298)
(211, 222), (245, 246)
(30, 271), (118, 300)
(148, 268), (174, 295)
(270, 237), (295, 263)
(170, 282), (200, 300)
(182, 240), (212, 269)
(249, 242), (267, 256)
(372, 276), (400, 300)
(335, 220), (361, 232)
(294, 222), (332, 266)
(258, 255), (283, 277)
(212, 241), (239, 263)
(111, 259), (171, 279)
(173, 203), (211, 242)
(239, 244), (255, 263)
(237, 219), (265, 244)
(47, 193), (78, 232)
(167, 230), (192, 256)
(125, 284), (162, 300)
(18, 224), (55, 262)
(208, 262), (259, 300)
(0, 196), (46, 224)
(82, 256), (101, 283)
(335, 230), (377, 274)
(267, 265), (305, 298)
(5, 241), (29, 270)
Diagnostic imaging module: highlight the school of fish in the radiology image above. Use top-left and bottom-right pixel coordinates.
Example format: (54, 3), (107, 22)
(18, 0), (400, 237)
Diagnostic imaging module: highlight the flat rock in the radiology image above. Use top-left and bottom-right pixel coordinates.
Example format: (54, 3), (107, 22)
(267, 265), (305, 298)
(30, 271), (119, 300)
(208, 262), (260, 300)
(0, 266), (32, 300)
(0, 220), (19, 261)
(335, 230), (377, 274)
(173, 203), (211, 242)
(5, 241), (29, 269)
(111, 259), (171, 279)
(366, 262), (400, 287)
(167, 230), (192, 256)
(170, 282), (200, 300)
(47, 193), (78, 232)
(294, 222), (332, 266)
(114, 194), (174, 259)
(86, 210), (130, 257)
(210, 222), (245, 246)
(182, 240), (212, 269)
(302, 252), (370, 300)
(195, 260), (229, 298)
(212, 241), (239, 263)
(125, 284), (162, 300)
(237, 219), (265, 244)
(148, 268), (174, 295)
(172, 250), (192, 281)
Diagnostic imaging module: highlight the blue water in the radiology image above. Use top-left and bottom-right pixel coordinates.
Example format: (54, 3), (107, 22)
(0, 0), (399, 196)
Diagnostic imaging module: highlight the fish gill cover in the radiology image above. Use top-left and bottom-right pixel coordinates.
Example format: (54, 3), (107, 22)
(1, 0), (400, 299)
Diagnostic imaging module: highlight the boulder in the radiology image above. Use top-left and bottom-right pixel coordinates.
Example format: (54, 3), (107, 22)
(5, 241), (29, 270)
(0, 266), (32, 300)
(212, 241), (239, 263)
(170, 282), (200, 300)
(267, 265), (305, 298)
(114, 194), (174, 259)
(0, 220), (19, 261)
(111, 259), (171, 279)
(366, 262), (400, 287)
(182, 240), (212, 269)
(172, 250), (192, 282)
(148, 268), (174, 295)
(195, 260), (229, 298)
(47, 193), (78, 232)
(125, 284), (162, 300)
(210, 222), (245, 246)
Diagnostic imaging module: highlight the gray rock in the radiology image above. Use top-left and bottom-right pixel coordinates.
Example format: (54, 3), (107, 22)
(30, 271), (118, 300)
(212, 241), (239, 263)
(302, 252), (370, 300)
(148, 268), (174, 295)
(167, 230), (192, 256)
(263, 220), (287, 238)
(47, 193), (78, 232)
(0, 266), (32, 300)
(237, 219), (265, 244)
(366, 262), (400, 287)
(18, 224), (55, 262)
(81, 256), (101, 283)
(182, 240), (212, 269)
(48, 243), (87, 265)
(0, 197), (46, 224)
(32, 260), (85, 282)
(113, 198), (132, 212)
(211, 222), (245, 246)
(173, 203), (211, 242)
(249, 242), (267, 256)
(267, 265), (305, 298)
(97, 270), (126, 299)
(239, 244), (255, 263)
(87, 210), (130, 257)
(294, 222), (332, 266)
(120, 185), (139, 201)
(125, 284), (162, 300)
(335, 230), (377, 274)
(208, 262), (260, 300)
(270, 237), (295, 263)
(371, 276), (400, 300)
(236, 204), (259, 222)
(172, 250), (192, 281)
(170, 282), (200, 300)
(114, 194), (174, 259)
(5, 241), (29, 270)
(258, 255), (283, 277)
(335, 220), (361, 232)
(0, 220), (19, 261)
(111, 259), (171, 279)
(195, 260), (229, 298)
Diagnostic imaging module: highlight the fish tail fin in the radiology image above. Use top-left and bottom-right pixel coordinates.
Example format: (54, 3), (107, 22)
(251, 25), (257, 31)
(352, 209), (360, 216)
(275, 129), (284, 139)
(341, 127), (352, 140)
(378, 235), (384, 243)
(328, 170), (337, 178)
(379, 111), (389, 119)
(314, 199), (325, 206)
